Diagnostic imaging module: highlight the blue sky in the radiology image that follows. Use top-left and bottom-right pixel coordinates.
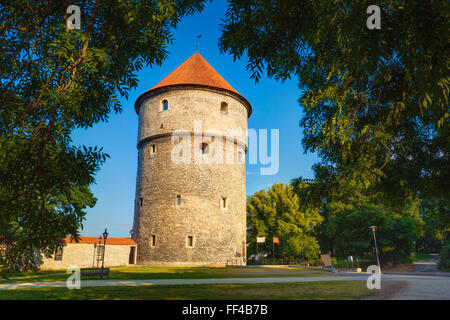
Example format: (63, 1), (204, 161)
(71, 0), (320, 238)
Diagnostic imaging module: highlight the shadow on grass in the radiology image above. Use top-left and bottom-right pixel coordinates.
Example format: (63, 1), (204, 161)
(0, 266), (329, 283)
(0, 281), (375, 300)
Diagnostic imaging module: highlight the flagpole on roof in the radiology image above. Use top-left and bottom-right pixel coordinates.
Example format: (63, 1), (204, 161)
(195, 34), (202, 52)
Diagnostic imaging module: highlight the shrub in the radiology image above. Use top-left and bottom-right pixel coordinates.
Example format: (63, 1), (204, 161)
(439, 241), (450, 270)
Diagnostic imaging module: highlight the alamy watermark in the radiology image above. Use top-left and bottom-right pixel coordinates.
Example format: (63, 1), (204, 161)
(366, 265), (381, 290)
(367, 5), (381, 30)
(169, 121), (279, 175)
(66, 5), (81, 30)
(66, 265), (81, 289)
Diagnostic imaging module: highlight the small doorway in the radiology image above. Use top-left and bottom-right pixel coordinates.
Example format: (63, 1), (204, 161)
(129, 246), (136, 264)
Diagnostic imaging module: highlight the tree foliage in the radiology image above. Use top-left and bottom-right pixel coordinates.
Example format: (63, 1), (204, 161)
(220, 0), (449, 200)
(246, 184), (322, 260)
(0, 0), (206, 275)
(291, 174), (423, 265)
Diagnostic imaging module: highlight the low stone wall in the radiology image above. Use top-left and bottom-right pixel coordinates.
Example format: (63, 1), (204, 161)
(38, 243), (136, 270)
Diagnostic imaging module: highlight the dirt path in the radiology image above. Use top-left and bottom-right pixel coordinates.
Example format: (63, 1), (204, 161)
(366, 281), (410, 300)
(384, 275), (450, 299)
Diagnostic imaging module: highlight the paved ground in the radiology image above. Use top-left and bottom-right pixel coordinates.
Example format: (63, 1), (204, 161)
(377, 255), (450, 299)
(411, 255), (440, 272)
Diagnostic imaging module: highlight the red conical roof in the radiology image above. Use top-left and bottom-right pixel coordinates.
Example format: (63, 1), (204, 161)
(149, 52), (240, 94)
(135, 52), (251, 116)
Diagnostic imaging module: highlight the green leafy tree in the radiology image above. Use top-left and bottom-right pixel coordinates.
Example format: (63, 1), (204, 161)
(247, 184), (322, 261)
(0, 0), (206, 276)
(220, 0), (449, 201)
(291, 167), (424, 265)
(440, 238), (450, 270)
(324, 193), (420, 265)
(417, 198), (450, 253)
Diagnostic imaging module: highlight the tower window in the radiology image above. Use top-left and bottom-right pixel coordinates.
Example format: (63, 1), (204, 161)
(187, 236), (194, 247)
(200, 142), (209, 154)
(151, 235), (156, 247)
(220, 102), (228, 114)
(177, 195), (181, 206)
(139, 197), (144, 207)
(162, 100), (168, 111)
(221, 197), (227, 209)
(150, 144), (156, 154)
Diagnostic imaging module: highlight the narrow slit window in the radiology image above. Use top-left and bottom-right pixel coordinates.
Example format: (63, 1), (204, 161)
(187, 236), (194, 247)
(162, 100), (168, 111)
(150, 144), (156, 154)
(222, 197), (227, 209)
(177, 195), (181, 206)
(151, 235), (156, 247)
(139, 197), (144, 207)
(220, 102), (228, 114)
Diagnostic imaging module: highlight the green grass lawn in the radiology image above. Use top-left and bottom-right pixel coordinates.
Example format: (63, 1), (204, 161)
(0, 266), (330, 283)
(412, 252), (434, 261)
(0, 281), (375, 300)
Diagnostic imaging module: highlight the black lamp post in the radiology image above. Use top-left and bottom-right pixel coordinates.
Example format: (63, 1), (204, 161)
(96, 236), (102, 267)
(101, 228), (108, 278)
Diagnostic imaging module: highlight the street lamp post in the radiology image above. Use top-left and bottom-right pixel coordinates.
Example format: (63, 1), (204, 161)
(96, 236), (102, 268)
(101, 228), (108, 279)
(369, 226), (381, 274)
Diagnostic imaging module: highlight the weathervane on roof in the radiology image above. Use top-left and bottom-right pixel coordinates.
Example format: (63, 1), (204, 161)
(195, 34), (202, 52)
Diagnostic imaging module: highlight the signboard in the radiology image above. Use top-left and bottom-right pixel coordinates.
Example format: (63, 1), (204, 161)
(320, 254), (332, 267)
(272, 237), (279, 244)
(256, 236), (266, 243)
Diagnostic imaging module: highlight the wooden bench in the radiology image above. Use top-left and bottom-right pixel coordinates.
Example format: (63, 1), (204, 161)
(80, 267), (110, 278)
(320, 254), (336, 273)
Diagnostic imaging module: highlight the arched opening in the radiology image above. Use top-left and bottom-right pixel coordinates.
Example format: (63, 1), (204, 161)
(161, 99), (168, 111)
(220, 101), (228, 114)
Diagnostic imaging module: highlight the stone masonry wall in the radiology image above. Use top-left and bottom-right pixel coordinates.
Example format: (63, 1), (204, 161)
(133, 87), (248, 266)
(38, 244), (136, 270)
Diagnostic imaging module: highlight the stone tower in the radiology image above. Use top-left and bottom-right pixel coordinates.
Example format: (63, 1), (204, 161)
(133, 52), (252, 266)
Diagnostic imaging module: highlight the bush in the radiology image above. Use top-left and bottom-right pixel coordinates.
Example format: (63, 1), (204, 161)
(440, 241), (450, 270)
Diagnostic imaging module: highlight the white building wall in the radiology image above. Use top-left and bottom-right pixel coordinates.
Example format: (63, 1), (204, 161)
(39, 243), (137, 270)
